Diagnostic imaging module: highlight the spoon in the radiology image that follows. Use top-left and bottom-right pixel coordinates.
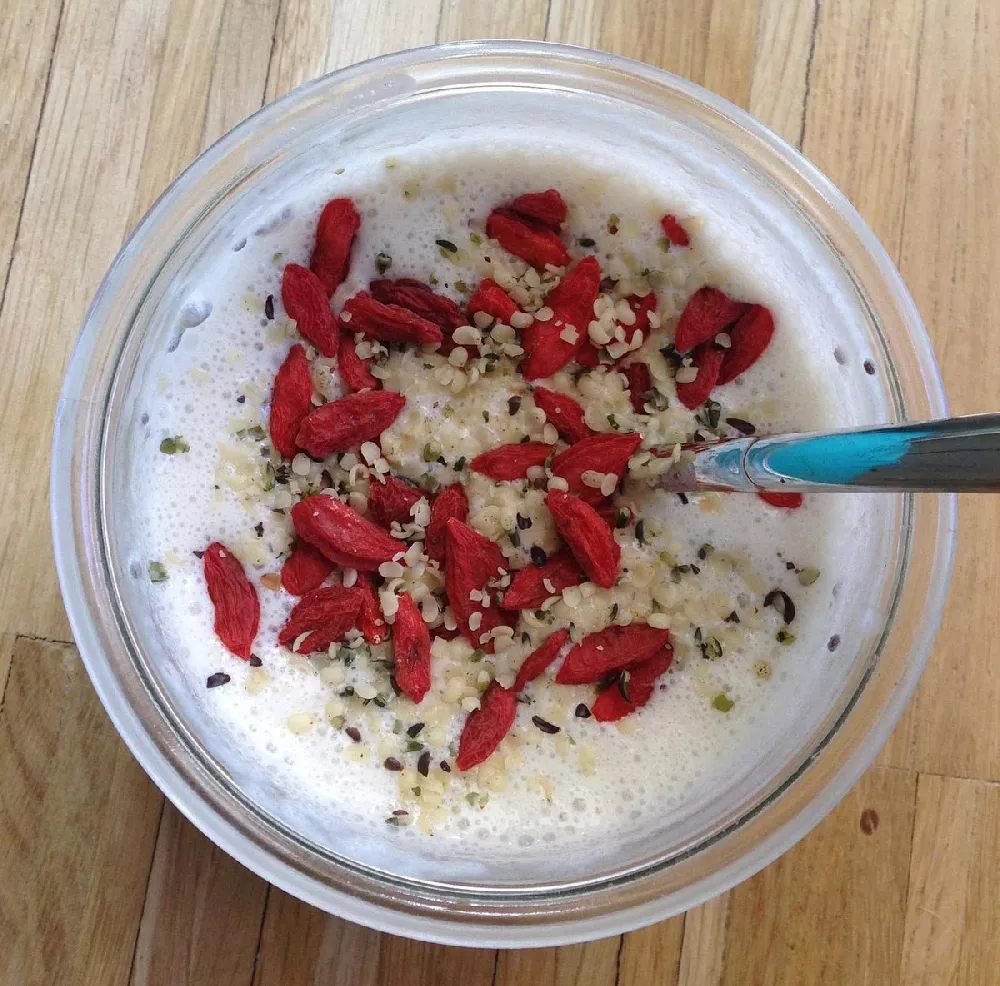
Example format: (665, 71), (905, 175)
(656, 413), (1000, 494)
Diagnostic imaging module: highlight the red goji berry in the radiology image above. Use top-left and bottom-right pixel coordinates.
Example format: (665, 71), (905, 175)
(455, 680), (517, 770)
(545, 490), (621, 589)
(717, 304), (775, 384)
(342, 292), (444, 345)
(625, 362), (653, 414)
(486, 208), (570, 271)
(556, 623), (671, 685)
(291, 494), (402, 571)
(357, 573), (388, 644)
(444, 518), (514, 652)
(203, 542), (260, 660)
(675, 343), (725, 410)
(338, 334), (380, 392)
(310, 197), (360, 296)
(469, 442), (555, 481)
(281, 540), (335, 596)
(757, 490), (804, 509)
(520, 256), (602, 379)
(531, 387), (593, 444)
(467, 278), (519, 324)
(392, 592), (431, 703)
(500, 552), (585, 611)
(551, 432), (642, 505)
(281, 263), (339, 357)
(269, 344), (314, 458)
(659, 214), (690, 248)
(370, 278), (468, 331)
(674, 286), (747, 353)
(576, 340), (601, 367)
(424, 484), (469, 564)
(592, 644), (673, 721)
(278, 585), (362, 654)
(509, 189), (567, 229)
(295, 390), (405, 458)
(512, 628), (570, 692)
(367, 475), (427, 528)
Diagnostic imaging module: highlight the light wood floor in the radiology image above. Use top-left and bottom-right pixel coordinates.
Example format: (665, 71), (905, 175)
(2, 0), (999, 983)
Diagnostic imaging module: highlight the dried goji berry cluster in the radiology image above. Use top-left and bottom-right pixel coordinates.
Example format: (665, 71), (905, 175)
(199, 187), (795, 776)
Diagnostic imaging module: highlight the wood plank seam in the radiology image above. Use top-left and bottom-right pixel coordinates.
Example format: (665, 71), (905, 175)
(613, 932), (624, 985)
(0, 0), (67, 324)
(797, 0), (820, 149)
(260, 2), (285, 118)
(125, 802), (168, 986)
(248, 883), (272, 986)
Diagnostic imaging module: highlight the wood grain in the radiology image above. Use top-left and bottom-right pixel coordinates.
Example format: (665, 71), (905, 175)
(0, 637), (163, 986)
(253, 888), (496, 986)
(677, 894), (729, 986)
(901, 774), (1000, 985)
(129, 804), (268, 986)
(721, 766), (917, 986)
(618, 913), (684, 986)
(439, 0), (550, 41)
(904, 0), (1000, 783)
(0, 0), (172, 642)
(495, 936), (620, 986)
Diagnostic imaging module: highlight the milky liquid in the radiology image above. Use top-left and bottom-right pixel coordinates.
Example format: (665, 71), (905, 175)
(128, 137), (892, 879)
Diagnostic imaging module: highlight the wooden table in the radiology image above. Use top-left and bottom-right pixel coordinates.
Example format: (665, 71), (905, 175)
(2, 0), (998, 982)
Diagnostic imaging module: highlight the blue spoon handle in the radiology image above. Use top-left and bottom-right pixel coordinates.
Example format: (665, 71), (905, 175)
(658, 413), (1000, 493)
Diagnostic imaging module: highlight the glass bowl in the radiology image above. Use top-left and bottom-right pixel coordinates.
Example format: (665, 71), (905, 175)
(51, 41), (954, 947)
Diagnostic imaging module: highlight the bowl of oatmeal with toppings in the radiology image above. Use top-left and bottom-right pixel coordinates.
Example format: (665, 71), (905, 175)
(52, 41), (954, 946)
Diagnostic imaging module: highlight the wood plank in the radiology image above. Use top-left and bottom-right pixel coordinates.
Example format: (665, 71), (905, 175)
(252, 887), (495, 986)
(266, 0), (440, 103)
(129, 803), (268, 986)
(900, 773), (1000, 985)
(494, 936), (620, 986)
(677, 894), (729, 986)
(0, 637), (163, 985)
(0, 633), (13, 707)
(438, 0), (549, 41)
(618, 913), (685, 986)
(202, 0), (282, 146)
(547, 0), (762, 108)
(0, 0), (63, 302)
(720, 766), (916, 986)
(748, 0), (817, 145)
(904, 0), (1000, 782)
(0, 0), (173, 641)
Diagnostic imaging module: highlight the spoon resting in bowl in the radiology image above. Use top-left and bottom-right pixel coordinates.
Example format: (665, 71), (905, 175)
(655, 413), (1000, 494)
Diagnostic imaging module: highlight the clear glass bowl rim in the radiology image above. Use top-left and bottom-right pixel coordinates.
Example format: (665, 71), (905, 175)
(50, 40), (955, 948)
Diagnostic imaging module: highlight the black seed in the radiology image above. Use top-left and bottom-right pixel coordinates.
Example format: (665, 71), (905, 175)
(254, 522), (264, 538)
(454, 456), (467, 471)
(375, 252), (392, 274)
(676, 492), (689, 505)
(690, 564), (701, 575)
(764, 589), (796, 624)
(206, 672), (231, 688)
(724, 611), (741, 624)
(248, 654), (263, 667)
(384, 757), (403, 771)
(578, 237), (596, 248)
(725, 416), (756, 435)
(610, 602), (619, 622)
(863, 359), (876, 375)
(508, 395), (522, 415)
(509, 530), (521, 547)
(574, 703), (592, 719)
(264, 294), (275, 320)
(660, 344), (683, 367)
(417, 750), (431, 776)
(516, 512), (532, 530)
(406, 721), (425, 737)
(345, 726), (361, 742)
(530, 545), (548, 566)
(440, 760), (452, 772)
(635, 520), (646, 544)
(435, 238), (458, 253)
(618, 670), (632, 702)
(827, 634), (841, 652)
(521, 631), (531, 645)
(193, 549), (205, 559)
(532, 715), (560, 734)
(236, 395), (246, 404)
(786, 561), (797, 571)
